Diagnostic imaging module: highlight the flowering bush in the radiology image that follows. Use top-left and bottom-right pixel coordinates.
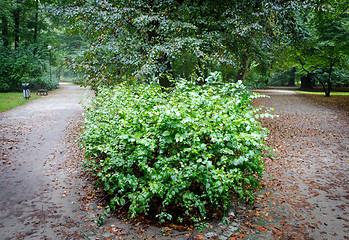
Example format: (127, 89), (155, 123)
(81, 79), (273, 225)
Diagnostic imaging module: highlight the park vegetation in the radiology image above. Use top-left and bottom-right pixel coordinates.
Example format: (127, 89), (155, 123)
(0, 92), (41, 112)
(61, 0), (348, 95)
(81, 77), (274, 226)
(63, 0), (348, 226)
(1, 0), (348, 227)
(0, 0), (85, 92)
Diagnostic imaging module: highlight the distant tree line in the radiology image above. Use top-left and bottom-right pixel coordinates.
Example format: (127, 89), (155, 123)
(0, 0), (81, 92)
(59, 0), (348, 96)
(1, 0), (348, 96)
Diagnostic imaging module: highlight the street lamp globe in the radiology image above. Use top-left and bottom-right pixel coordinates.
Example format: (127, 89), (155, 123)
(48, 45), (52, 50)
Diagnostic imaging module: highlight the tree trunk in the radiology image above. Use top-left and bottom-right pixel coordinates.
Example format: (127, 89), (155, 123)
(266, 61), (273, 86)
(143, 17), (174, 88)
(158, 53), (174, 88)
(236, 52), (250, 82)
(1, 16), (9, 47)
(196, 58), (207, 85)
(33, 0), (39, 54)
(288, 67), (296, 86)
(301, 73), (314, 89)
(325, 65), (333, 97)
(14, 8), (20, 49)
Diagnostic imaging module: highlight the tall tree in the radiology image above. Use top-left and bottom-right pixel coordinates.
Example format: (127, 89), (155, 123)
(60, 0), (310, 88)
(289, 0), (349, 96)
(0, 0), (62, 91)
(0, 0), (11, 47)
(13, 1), (22, 49)
(33, 0), (39, 48)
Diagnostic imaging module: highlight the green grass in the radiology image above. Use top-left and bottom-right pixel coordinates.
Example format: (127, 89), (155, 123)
(0, 92), (41, 112)
(295, 91), (349, 96)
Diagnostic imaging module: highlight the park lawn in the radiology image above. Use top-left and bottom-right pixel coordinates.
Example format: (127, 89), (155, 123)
(296, 91), (349, 96)
(0, 92), (41, 112)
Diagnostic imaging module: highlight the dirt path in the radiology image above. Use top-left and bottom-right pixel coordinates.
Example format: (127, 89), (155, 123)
(1, 85), (348, 240)
(0, 83), (94, 239)
(247, 90), (349, 240)
(0, 83), (197, 240)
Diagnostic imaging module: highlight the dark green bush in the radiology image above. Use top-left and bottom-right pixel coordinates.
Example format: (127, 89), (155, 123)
(30, 75), (59, 91)
(245, 71), (269, 89)
(81, 80), (273, 225)
(313, 68), (349, 87)
(0, 46), (43, 92)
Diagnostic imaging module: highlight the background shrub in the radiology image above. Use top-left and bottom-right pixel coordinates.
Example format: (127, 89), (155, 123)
(81, 79), (273, 225)
(30, 75), (59, 91)
(0, 46), (44, 92)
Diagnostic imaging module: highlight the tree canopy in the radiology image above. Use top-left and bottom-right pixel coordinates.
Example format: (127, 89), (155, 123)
(1, 0), (348, 93)
(60, 0), (314, 89)
(0, 0), (56, 91)
(0, 0), (86, 92)
(290, 0), (349, 96)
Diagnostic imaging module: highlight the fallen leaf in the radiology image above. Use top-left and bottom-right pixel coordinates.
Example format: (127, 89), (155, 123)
(163, 227), (171, 232)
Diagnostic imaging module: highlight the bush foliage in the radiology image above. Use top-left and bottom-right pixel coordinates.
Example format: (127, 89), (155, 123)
(0, 46), (59, 92)
(0, 46), (43, 92)
(81, 80), (273, 225)
(30, 76), (59, 91)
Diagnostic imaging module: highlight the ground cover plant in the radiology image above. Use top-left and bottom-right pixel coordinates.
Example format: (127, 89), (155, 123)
(295, 91), (349, 96)
(81, 79), (274, 227)
(0, 92), (41, 112)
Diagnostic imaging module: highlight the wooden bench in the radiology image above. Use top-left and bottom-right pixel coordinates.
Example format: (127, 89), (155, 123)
(37, 89), (48, 96)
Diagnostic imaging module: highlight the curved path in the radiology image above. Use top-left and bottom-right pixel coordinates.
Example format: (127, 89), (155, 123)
(0, 83), (93, 239)
(1, 86), (348, 240)
(249, 89), (349, 240)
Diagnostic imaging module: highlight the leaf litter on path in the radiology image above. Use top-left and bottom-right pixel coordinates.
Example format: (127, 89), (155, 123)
(1, 85), (348, 240)
(238, 93), (349, 240)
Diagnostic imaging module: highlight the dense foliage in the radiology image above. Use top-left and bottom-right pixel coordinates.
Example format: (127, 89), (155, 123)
(270, 0), (349, 95)
(0, 46), (40, 91)
(0, 45), (59, 92)
(0, 0), (80, 92)
(81, 78), (274, 225)
(61, 0), (310, 89)
(290, 0), (349, 95)
(2, 1), (348, 94)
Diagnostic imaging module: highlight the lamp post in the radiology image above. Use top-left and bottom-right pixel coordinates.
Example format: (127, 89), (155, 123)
(48, 45), (52, 82)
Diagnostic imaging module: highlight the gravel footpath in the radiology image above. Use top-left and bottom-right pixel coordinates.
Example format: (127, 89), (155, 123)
(1, 85), (347, 240)
(0, 83), (94, 239)
(250, 89), (349, 240)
